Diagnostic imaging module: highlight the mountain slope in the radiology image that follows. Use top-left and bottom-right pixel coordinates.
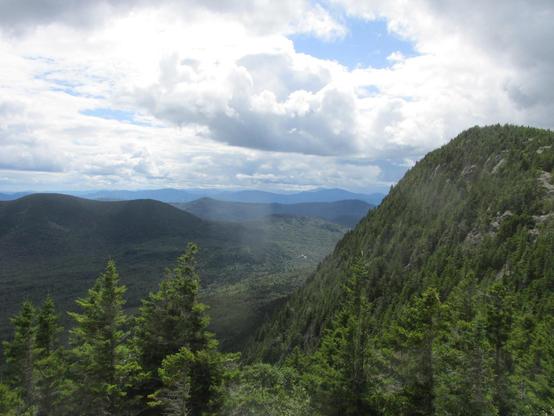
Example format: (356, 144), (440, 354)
(175, 198), (372, 227)
(0, 194), (346, 349)
(249, 125), (554, 363)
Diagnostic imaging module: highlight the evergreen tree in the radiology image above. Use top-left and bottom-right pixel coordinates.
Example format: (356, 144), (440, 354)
(135, 243), (232, 415)
(510, 299), (554, 415)
(0, 382), (31, 416)
(309, 258), (378, 416)
(434, 278), (497, 415)
(2, 301), (37, 412)
(150, 345), (234, 416)
(34, 296), (67, 416)
(135, 243), (211, 377)
(67, 260), (144, 416)
(485, 281), (514, 415)
(223, 363), (311, 416)
(392, 287), (442, 416)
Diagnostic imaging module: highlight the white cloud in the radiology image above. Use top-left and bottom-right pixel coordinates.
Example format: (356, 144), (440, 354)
(0, 0), (552, 192)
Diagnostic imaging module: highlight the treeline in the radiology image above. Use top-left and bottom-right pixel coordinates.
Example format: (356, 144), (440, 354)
(1, 244), (258, 416)
(1, 245), (553, 415)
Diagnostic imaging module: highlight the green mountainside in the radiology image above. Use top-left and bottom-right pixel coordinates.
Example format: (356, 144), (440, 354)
(0, 194), (345, 349)
(251, 125), (554, 359)
(174, 198), (372, 227)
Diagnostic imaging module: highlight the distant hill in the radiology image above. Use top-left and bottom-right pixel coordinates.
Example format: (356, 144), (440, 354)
(0, 192), (30, 201)
(175, 198), (372, 227)
(0, 194), (346, 350)
(83, 188), (202, 202)
(80, 188), (385, 205)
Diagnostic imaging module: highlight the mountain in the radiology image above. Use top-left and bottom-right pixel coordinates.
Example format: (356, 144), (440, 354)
(82, 188), (202, 202)
(0, 192), (30, 201)
(174, 198), (373, 227)
(213, 189), (385, 205)
(80, 188), (385, 205)
(0, 194), (346, 349)
(249, 125), (554, 367)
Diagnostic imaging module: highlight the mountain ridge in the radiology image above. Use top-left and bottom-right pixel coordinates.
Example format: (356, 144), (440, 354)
(248, 124), (554, 363)
(174, 197), (372, 227)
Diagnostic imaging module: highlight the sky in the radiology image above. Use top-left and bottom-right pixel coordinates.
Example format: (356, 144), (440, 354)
(0, 0), (553, 193)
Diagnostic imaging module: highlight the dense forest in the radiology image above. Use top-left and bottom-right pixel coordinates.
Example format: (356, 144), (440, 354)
(0, 195), (347, 350)
(1, 125), (554, 415)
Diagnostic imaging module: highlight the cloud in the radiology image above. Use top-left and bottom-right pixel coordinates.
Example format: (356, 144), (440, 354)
(0, 0), (553, 192)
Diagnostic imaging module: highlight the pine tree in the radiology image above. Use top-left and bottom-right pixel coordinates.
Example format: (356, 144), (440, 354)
(310, 258), (378, 416)
(150, 345), (234, 416)
(34, 296), (67, 416)
(135, 243), (233, 415)
(0, 382), (29, 416)
(484, 281), (514, 415)
(392, 287), (442, 416)
(67, 260), (144, 416)
(2, 301), (37, 412)
(134, 243), (211, 377)
(510, 298), (554, 415)
(434, 278), (497, 415)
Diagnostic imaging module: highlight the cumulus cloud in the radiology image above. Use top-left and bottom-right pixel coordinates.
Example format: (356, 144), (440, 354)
(0, 0), (553, 192)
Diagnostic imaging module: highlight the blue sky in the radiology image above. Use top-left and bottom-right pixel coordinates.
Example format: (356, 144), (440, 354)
(291, 17), (416, 69)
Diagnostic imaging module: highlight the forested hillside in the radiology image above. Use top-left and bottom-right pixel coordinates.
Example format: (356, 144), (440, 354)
(0, 195), (345, 349)
(247, 125), (554, 414)
(175, 198), (372, 227)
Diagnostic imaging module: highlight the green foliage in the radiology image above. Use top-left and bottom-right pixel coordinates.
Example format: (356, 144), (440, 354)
(67, 260), (145, 415)
(0, 383), (32, 416)
(134, 243), (211, 374)
(34, 296), (68, 415)
(249, 125), (554, 415)
(0, 194), (346, 350)
(305, 258), (380, 415)
(2, 301), (37, 411)
(150, 346), (237, 416)
(223, 363), (312, 416)
(135, 243), (236, 415)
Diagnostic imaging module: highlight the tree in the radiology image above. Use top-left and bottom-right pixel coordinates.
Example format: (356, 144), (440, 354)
(309, 258), (379, 416)
(223, 363), (311, 416)
(135, 243), (232, 415)
(134, 243), (211, 378)
(34, 296), (67, 416)
(67, 260), (144, 416)
(2, 301), (37, 412)
(392, 287), (442, 416)
(433, 278), (497, 416)
(0, 383), (31, 416)
(150, 346), (235, 416)
(485, 281), (514, 415)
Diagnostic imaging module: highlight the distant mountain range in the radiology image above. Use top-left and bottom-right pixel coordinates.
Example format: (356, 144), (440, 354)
(175, 198), (372, 227)
(0, 193), (346, 350)
(0, 188), (386, 205)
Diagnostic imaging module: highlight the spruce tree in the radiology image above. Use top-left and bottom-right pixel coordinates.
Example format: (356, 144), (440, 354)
(134, 243), (211, 377)
(67, 260), (144, 416)
(392, 287), (442, 416)
(2, 301), (37, 412)
(485, 281), (514, 415)
(434, 278), (497, 415)
(310, 258), (378, 416)
(34, 296), (67, 416)
(135, 243), (232, 415)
